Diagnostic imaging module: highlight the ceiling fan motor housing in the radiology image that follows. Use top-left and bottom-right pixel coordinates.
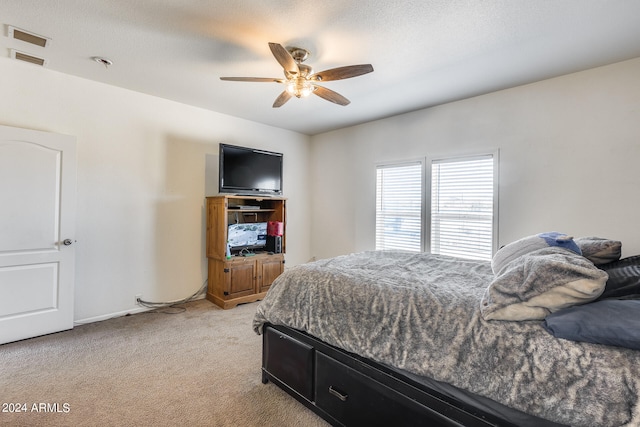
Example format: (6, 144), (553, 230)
(287, 47), (310, 64)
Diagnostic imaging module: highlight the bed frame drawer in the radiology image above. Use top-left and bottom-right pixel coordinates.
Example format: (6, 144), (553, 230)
(315, 352), (461, 427)
(262, 325), (514, 427)
(263, 326), (314, 401)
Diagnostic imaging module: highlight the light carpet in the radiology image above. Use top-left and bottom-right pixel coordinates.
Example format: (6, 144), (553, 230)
(0, 299), (329, 426)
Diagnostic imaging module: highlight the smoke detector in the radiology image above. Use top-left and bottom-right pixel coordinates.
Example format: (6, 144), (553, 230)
(92, 56), (113, 69)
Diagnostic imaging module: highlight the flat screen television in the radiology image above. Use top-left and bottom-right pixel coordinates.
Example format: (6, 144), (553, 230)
(219, 143), (283, 195)
(228, 222), (267, 250)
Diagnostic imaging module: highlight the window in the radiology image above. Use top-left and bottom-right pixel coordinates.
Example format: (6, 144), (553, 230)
(430, 154), (496, 260)
(375, 161), (424, 251)
(375, 153), (497, 259)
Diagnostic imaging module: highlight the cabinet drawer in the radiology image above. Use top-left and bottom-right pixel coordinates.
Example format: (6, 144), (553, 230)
(315, 352), (459, 427)
(264, 327), (314, 401)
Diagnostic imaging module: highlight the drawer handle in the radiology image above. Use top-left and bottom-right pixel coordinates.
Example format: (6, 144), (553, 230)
(328, 386), (348, 402)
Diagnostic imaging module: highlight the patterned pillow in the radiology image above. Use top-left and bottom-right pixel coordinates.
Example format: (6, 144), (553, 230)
(491, 232), (582, 274)
(574, 237), (622, 265)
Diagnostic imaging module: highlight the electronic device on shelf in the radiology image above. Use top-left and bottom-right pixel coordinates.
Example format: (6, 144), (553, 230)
(266, 221), (283, 254)
(219, 143), (283, 196)
(229, 205), (261, 210)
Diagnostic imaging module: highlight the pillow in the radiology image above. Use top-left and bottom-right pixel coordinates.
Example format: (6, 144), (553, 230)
(491, 232), (582, 274)
(543, 299), (640, 350)
(574, 237), (621, 265)
(481, 247), (608, 321)
(596, 255), (640, 300)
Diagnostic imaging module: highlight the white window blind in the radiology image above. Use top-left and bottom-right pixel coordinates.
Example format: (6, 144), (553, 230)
(376, 162), (423, 251)
(430, 155), (494, 260)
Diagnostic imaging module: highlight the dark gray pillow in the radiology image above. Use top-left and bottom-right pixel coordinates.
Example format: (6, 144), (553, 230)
(543, 300), (640, 350)
(597, 255), (640, 300)
(574, 237), (621, 265)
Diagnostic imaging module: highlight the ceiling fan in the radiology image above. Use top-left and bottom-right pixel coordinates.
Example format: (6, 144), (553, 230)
(220, 42), (374, 108)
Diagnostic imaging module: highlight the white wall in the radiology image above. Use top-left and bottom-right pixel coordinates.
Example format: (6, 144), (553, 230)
(310, 57), (640, 260)
(3, 54), (639, 322)
(0, 58), (311, 322)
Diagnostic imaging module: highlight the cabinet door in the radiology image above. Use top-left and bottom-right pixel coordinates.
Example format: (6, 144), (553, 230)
(258, 255), (284, 293)
(226, 261), (255, 298)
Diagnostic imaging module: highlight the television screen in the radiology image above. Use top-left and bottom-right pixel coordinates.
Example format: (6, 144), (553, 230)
(219, 144), (283, 195)
(228, 222), (267, 249)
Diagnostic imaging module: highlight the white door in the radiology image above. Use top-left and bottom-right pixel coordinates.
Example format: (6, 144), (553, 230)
(0, 125), (76, 344)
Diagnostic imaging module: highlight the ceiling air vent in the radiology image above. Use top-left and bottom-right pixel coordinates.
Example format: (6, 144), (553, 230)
(8, 26), (51, 48)
(10, 49), (47, 67)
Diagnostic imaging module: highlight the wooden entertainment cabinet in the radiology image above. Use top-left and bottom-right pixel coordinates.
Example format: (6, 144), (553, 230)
(205, 195), (286, 309)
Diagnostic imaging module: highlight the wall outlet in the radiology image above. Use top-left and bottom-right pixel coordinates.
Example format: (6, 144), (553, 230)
(135, 294), (142, 305)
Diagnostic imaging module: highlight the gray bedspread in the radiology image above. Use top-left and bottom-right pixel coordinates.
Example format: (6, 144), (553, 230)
(253, 250), (640, 426)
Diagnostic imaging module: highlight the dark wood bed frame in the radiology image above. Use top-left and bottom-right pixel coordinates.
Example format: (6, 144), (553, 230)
(261, 323), (527, 427)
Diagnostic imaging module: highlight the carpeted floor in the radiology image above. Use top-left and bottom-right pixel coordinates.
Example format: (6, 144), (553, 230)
(0, 299), (329, 426)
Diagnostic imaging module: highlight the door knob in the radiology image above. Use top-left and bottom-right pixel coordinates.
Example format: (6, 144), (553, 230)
(63, 239), (73, 246)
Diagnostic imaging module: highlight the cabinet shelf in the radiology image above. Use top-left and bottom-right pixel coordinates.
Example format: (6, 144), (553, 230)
(228, 208), (276, 213)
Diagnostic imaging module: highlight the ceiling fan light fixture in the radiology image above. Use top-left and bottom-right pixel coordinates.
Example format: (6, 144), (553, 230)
(220, 42), (373, 108)
(286, 78), (314, 98)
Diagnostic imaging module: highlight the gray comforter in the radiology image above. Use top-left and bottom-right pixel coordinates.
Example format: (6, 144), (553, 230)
(253, 250), (640, 426)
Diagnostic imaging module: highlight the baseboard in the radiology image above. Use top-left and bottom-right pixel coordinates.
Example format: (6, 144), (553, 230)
(73, 295), (206, 326)
(73, 306), (152, 325)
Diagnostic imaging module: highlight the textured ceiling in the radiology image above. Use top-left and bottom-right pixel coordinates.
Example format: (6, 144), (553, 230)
(2, 0), (640, 135)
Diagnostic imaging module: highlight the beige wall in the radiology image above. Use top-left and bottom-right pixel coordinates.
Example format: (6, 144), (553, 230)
(310, 57), (640, 260)
(0, 58), (311, 322)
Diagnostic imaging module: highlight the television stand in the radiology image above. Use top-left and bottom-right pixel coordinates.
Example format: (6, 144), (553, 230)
(205, 195), (286, 309)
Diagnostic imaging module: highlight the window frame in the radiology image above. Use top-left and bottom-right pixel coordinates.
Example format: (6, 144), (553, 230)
(426, 150), (500, 259)
(374, 150), (499, 259)
(375, 159), (426, 252)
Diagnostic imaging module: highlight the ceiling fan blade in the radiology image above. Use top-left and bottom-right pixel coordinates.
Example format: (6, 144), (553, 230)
(313, 85), (350, 106)
(268, 42), (299, 76)
(310, 64), (374, 82)
(220, 77), (284, 83)
(272, 91), (292, 108)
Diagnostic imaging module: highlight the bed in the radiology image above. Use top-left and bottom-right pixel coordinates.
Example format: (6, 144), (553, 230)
(253, 234), (640, 426)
